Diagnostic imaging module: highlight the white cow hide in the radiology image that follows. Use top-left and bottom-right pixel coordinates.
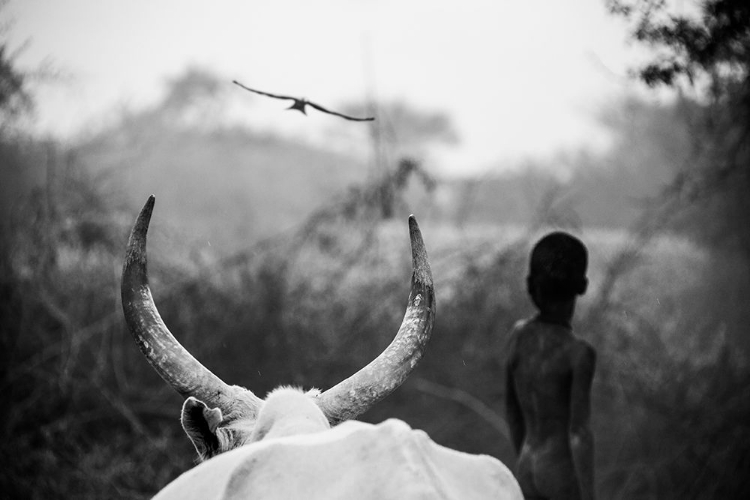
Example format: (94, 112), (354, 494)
(155, 418), (522, 500)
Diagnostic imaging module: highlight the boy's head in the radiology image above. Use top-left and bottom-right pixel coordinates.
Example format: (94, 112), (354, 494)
(527, 232), (588, 305)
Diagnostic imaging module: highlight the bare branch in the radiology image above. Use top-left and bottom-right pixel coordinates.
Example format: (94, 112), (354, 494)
(411, 378), (510, 441)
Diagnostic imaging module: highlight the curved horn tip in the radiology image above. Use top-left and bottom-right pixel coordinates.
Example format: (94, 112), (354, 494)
(407, 215), (432, 286)
(144, 194), (156, 213)
(135, 195), (156, 232)
(407, 215), (421, 242)
(124, 196), (156, 266)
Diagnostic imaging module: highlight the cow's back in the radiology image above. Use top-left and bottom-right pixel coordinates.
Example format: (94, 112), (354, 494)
(154, 419), (522, 500)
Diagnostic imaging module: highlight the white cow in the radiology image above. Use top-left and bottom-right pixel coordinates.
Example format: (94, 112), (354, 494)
(121, 196), (522, 500)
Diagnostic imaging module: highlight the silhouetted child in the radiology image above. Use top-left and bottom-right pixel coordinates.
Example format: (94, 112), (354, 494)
(505, 232), (596, 500)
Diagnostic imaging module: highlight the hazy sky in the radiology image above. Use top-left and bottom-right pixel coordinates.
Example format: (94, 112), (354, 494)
(7, 0), (660, 176)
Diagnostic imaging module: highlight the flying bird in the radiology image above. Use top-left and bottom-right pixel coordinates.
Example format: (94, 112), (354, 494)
(233, 80), (375, 122)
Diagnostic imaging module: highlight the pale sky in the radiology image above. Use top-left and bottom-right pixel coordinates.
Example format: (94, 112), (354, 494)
(7, 0), (658, 176)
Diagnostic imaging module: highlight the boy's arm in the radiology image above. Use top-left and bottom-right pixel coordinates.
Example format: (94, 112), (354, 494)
(504, 330), (524, 453)
(569, 342), (596, 500)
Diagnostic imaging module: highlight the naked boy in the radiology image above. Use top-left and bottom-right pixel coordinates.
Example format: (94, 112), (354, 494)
(505, 232), (596, 500)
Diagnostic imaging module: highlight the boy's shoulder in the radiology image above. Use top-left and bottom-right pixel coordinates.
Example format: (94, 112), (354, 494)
(505, 318), (532, 348)
(511, 317), (595, 354)
(504, 319), (531, 363)
(510, 317), (534, 334)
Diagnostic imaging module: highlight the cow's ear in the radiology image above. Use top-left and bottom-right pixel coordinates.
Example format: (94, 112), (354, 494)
(181, 397), (223, 460)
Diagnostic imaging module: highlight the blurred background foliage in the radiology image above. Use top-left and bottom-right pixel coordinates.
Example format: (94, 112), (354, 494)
(2, 1), (749, 498)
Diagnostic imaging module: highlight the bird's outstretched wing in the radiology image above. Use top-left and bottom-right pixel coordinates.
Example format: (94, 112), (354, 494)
(233, 79), (375, 122)
(305, 100), (374, 122)
(232, 80), (296, 102)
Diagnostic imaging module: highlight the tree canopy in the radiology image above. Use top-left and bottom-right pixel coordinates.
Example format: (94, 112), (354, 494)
(608, 0), (749, 256)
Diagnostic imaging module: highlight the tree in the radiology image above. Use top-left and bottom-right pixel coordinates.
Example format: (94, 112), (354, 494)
(607, 0), (750, 256)
(0, 0), (33, 131)
(608, 0), (749, 87)
(602, 6), (750, 498)
(0, 43), (31, 126)
(0, 24), (37, 232)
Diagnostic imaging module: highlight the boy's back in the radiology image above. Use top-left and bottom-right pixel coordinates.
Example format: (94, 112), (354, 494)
(504, 232), (596, 500)
(506, 318), (596, 500)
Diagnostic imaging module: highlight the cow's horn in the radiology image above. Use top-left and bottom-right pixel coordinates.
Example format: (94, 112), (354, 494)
(315, 215), (435, 425)
(121, 196), (262, 416)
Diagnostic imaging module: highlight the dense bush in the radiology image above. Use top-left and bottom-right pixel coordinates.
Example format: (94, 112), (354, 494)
(2, 145), (748, 499)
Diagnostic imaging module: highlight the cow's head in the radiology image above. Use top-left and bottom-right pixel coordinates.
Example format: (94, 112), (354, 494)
(179, 387), (331, 460)
(121, 196), (435, 461)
